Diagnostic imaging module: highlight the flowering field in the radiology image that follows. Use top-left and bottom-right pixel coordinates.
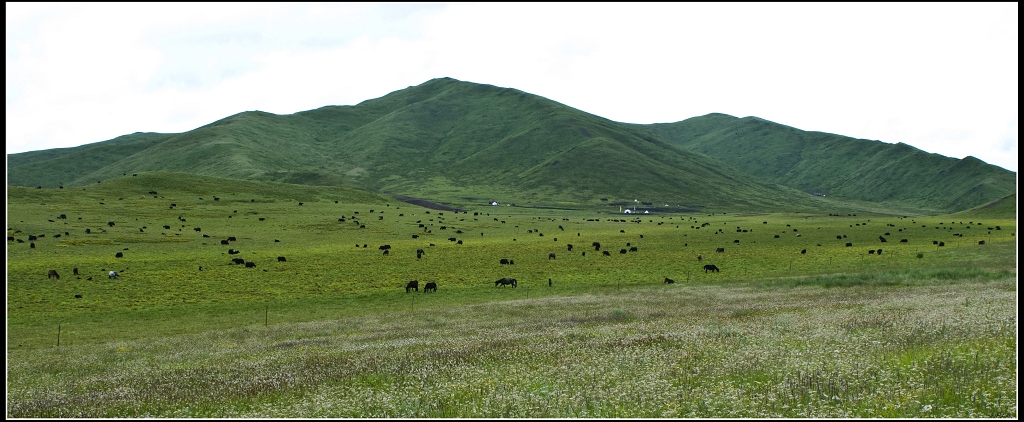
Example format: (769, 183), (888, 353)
(7, 266), (1016, 418)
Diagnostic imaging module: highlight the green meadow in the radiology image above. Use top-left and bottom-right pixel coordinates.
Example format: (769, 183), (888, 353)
(6, 173), (1017, 418)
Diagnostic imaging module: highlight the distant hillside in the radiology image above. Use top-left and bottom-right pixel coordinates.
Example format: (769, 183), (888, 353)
(639, 114), (1017, 214)
(7, 78), (1016, 214)
(948, 194), (1017, 219)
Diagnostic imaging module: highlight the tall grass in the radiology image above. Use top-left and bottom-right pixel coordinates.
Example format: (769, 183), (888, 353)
(7, 276), (1015, 418)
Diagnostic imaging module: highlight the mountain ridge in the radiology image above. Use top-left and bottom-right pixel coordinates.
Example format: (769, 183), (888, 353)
(7, 77), (1015, 214)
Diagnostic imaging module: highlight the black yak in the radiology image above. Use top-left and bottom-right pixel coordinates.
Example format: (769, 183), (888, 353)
(494, 277), (517, 288)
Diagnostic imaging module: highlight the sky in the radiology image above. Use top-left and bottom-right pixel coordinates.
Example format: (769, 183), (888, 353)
(6, 2), (1019, 172)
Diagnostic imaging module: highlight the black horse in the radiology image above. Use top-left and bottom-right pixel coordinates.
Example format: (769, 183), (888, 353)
(495, 277), (517, 288)
(704, 264), (720, 273)
(423, 281), (437, 292)
(406, 280), (419, 293)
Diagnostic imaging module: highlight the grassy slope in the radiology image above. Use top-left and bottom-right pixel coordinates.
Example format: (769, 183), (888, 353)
(5, 133), (177, 188)
(321, 80), (821, 211)
(641, 115), (1017, 213)
(7, 78), (1016, 214)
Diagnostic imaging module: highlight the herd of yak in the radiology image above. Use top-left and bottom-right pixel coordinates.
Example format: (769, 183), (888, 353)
(22, 203), (1001, 295)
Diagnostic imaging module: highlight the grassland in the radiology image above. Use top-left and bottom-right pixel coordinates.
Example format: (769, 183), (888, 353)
(6, 173), (1017, 417)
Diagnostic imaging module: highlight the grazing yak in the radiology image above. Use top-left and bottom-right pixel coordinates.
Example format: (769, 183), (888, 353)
(73, 267), (79, 276)
(244, 261), (257, 268)
(47, 269), (60, 279)
(567, 244), (574, 252)
(663, 277), (675, 284)
(602, 251), (611, 256)
(108, 271), (121, 279)
(277, 256), (287, 262)
(549, 253), (556, 260)
(704, 264), (720, 273)
(228, 249), (240, 255)
(697, 254), (703, 261)
(716, 247), (725, 253)
(115, 252), (124, 258)
(499, 258), (514, 265)
(495, 277), (517, 288)
(423, 282), (437, 293)
(406, 280), (419, 293)
(232, 258), (245, 265)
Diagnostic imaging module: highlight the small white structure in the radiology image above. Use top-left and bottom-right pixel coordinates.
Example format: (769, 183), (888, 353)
(623, 209), (632, 214)
(490, 201), (498, 206)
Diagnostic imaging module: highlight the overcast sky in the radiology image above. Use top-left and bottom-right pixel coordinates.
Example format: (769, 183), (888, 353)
(6, 2), (1019, 172)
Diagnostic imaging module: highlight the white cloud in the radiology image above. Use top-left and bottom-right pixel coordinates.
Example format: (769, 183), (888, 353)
(5, 2), (1017, 172)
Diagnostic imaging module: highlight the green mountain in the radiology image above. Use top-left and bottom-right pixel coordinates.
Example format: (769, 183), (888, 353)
(7, 78), (1016, 214)
(639, 114), (1016, 214)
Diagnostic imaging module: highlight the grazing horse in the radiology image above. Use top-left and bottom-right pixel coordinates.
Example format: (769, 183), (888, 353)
(495, 277), (517, 288)
(423, 281), (437, 293)
(406, 280), (419, 293)
(664, 277), (675, 284)
(703, 264), (720, 273)
(108, 270), (121, 279)
(47, 269), (60, 279)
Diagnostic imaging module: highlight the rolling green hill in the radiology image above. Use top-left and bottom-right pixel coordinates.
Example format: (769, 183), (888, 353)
(640, 114), (1017, 214)
(7, 78), (1016, 214)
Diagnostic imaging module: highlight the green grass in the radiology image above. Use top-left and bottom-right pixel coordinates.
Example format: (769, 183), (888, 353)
(6, 175), (1017, 417)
